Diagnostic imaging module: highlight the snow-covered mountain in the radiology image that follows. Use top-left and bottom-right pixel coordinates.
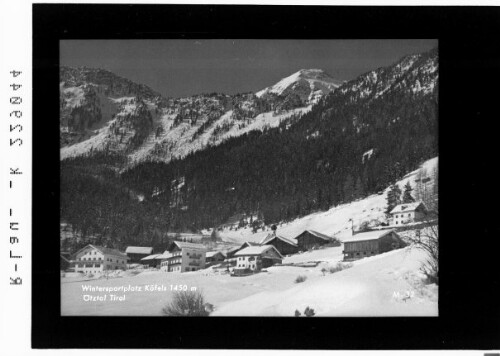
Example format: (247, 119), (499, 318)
(256, 68), (344, 104)
(60, 67), (342, 163)
(336, 48), (438, 102)
(60, 48), (438, 166)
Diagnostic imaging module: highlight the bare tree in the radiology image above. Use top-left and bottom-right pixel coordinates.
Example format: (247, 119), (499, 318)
(408, 212), (438, 285)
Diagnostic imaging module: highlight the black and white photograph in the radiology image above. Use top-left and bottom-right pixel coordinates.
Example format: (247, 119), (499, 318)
(59, 39), (439, 317)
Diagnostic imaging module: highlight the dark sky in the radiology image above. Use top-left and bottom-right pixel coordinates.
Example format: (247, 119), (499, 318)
(61, 39), (437, 98)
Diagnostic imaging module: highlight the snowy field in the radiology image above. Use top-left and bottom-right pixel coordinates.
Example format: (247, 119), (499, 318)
(61, 246), (437, 316)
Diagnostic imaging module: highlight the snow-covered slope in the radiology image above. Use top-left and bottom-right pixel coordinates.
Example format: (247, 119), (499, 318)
(212, 157), (438, 245)
(60, 67), (340, 164)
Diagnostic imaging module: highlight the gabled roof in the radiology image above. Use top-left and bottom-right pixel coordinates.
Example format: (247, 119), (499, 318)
(206, 251), (225, 258)
(234, 245), (284, 259)
(125, 246), (153, 254)
(297, 230), (332, 241)
(168, 241), (206, 251)
(390, 201), (425, 214)
(140, 254), (162, 261)
(73, 244), (128, 259)
(343, 229), (397, 243)
(260, 233), (298, 247)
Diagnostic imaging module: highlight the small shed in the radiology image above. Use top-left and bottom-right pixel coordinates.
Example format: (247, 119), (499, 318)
(125, 246), (154, 263)
(294, 230), (340, 251)
(260, 233), (298, 256)
(342, 229), (405, 261)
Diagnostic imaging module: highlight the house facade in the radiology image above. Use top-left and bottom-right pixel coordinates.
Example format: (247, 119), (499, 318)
(125, 246), (154, 263)
(72, 244), (128, 275)
(343, 229), (405, 261)
(260, 233), (298, 256)
(294, 230), (339, 251)
(160, 241), (206, 273)
(390, 202), (427, 225)
(234, 245), (283, 273)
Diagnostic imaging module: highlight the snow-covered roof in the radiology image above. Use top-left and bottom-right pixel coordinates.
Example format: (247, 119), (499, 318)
(260, 233), (297, 247)
(157, 251), (173, 259)
(140, 254), (162, 261)
(169, 241), (206, 251)
(73, 244), (128, 259)
(125, 246), (153, 254)
(206, 251), (225, 258)
(389, 202), (425, 214)
(343, 229), (396, 243)
(298, 230), (332, 241)
(240, 241), (260, 248)
(235, 245), (283, 258)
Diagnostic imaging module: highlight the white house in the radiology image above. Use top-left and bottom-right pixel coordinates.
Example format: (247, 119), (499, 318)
(234, 245), (283, 273)
(160, 241), (206, 273)
(390, 201), (427, 225)
(72, 244), (128, 275)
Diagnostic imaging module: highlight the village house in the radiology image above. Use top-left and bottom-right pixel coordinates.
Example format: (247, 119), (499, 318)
(294, 230), (340, 251)
(71, 244), (128, 275)
(160, 241), (206, 273)
(140, 253), (163, 268)
(205, 251), (226, 266)
(260, 233), (298, 256)
(390, 201), (427, 225)
(342, 229), (405, 261)
(125, 246), (154, 263)
(233, 245), (283, 274)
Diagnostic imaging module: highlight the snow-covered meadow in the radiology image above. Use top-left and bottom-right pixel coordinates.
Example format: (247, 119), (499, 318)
(61, 245), (437, 316)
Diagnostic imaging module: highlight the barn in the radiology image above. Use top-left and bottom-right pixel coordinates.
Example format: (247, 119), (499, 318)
(294, 230), (340, 251)
(342, 229), (405, 261)
(260, 233), (298, 256)
(140, 254), (163, 268)
(205, 251), (226, 266)
(125, 246), (154, 263)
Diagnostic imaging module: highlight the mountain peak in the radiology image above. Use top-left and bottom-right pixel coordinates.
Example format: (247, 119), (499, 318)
(256, 68), (343, 101)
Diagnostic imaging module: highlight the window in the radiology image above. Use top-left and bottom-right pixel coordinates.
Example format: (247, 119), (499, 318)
(396, 221), (398, 224)
(408, 214), (411, 217)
